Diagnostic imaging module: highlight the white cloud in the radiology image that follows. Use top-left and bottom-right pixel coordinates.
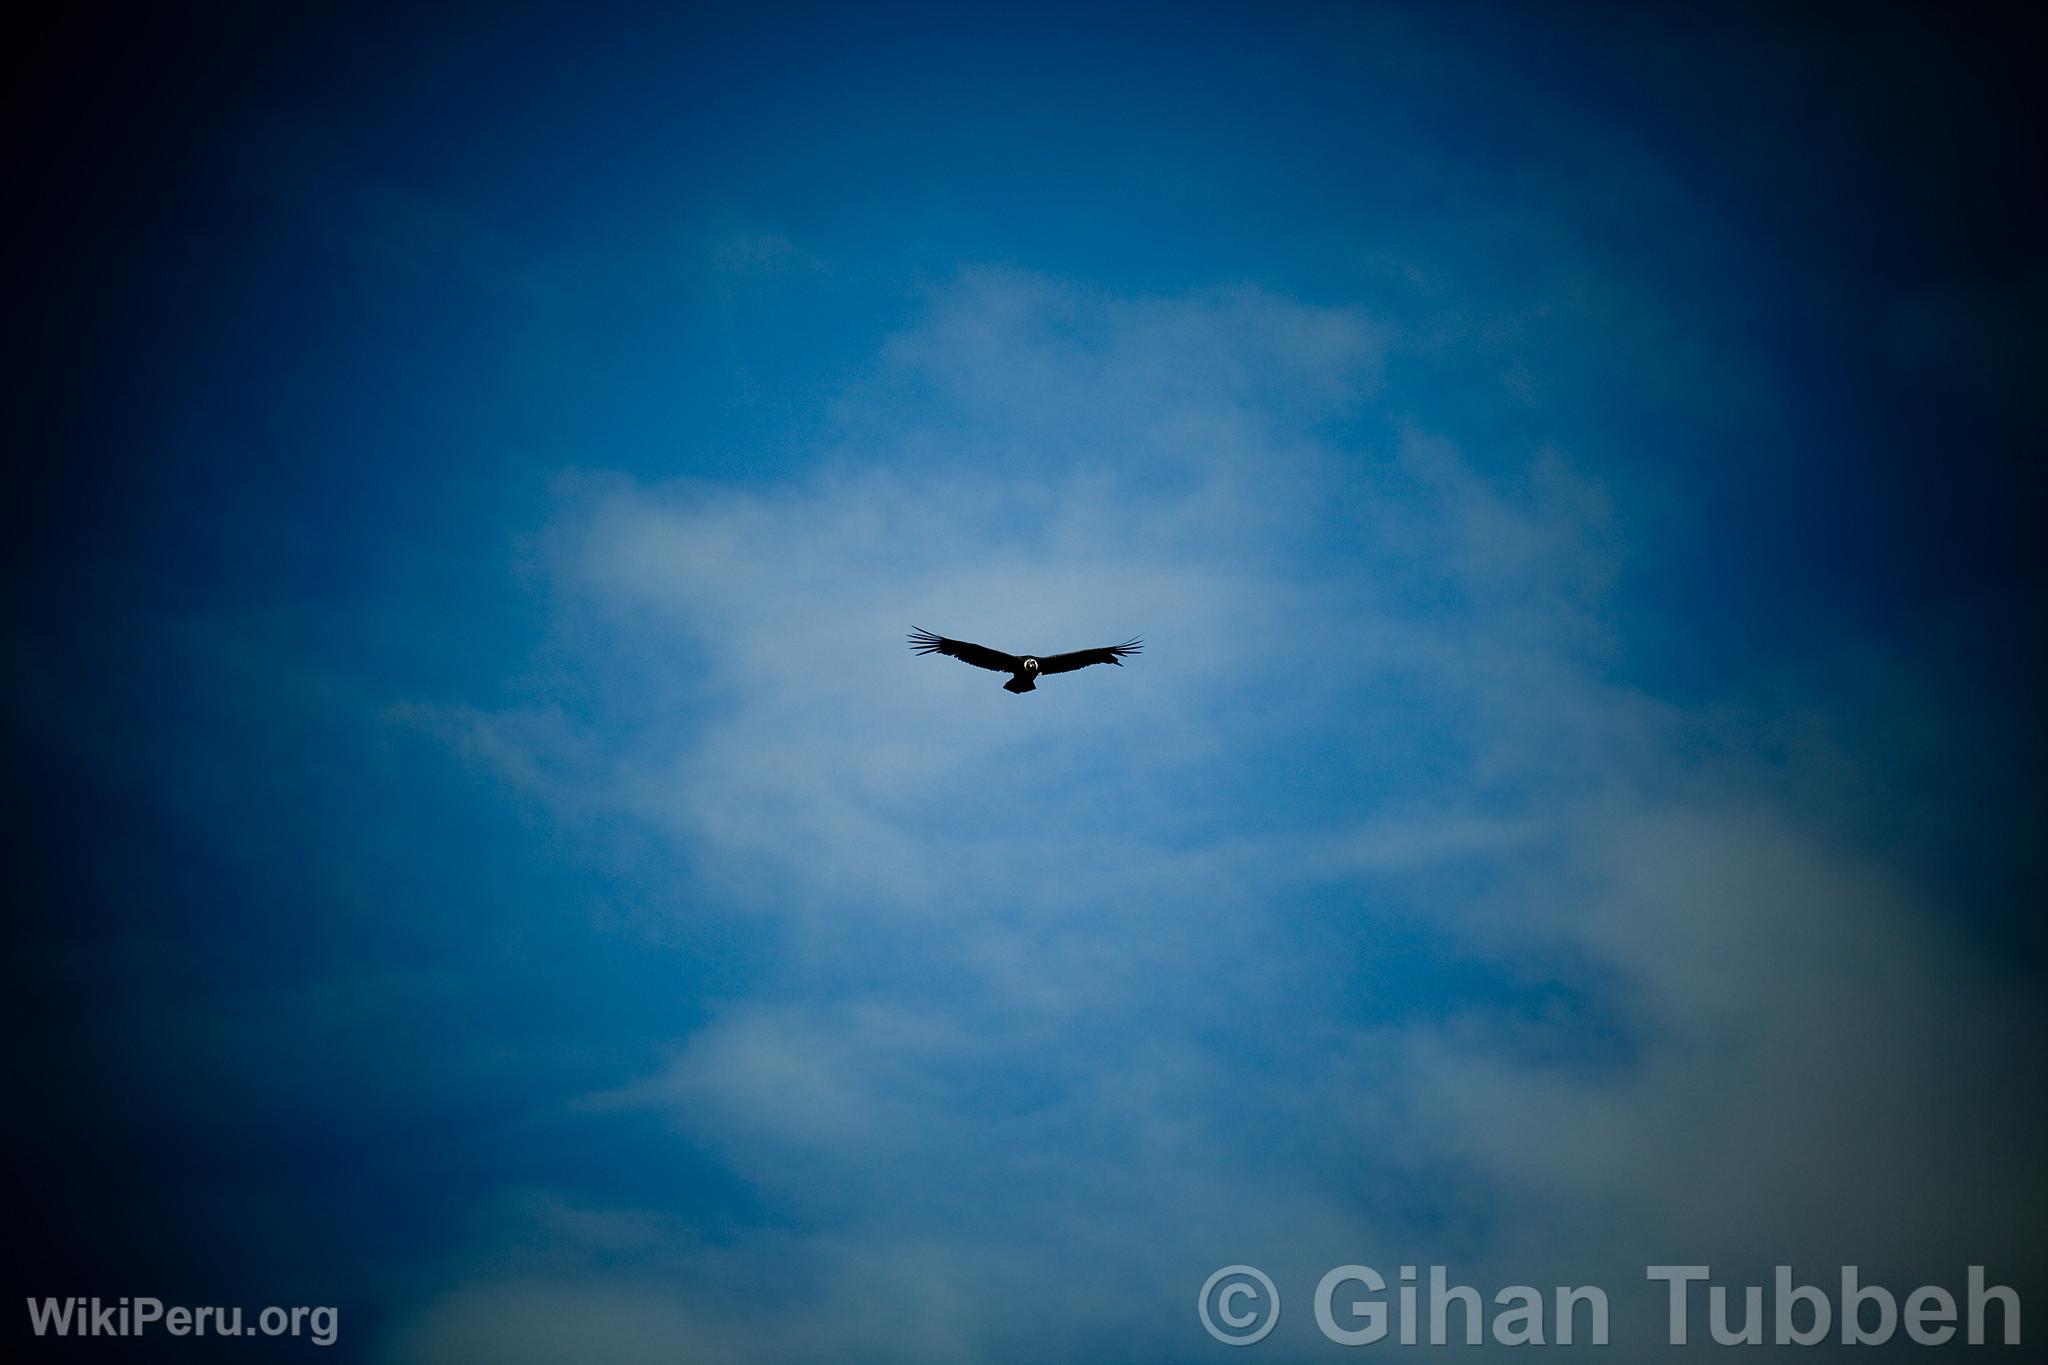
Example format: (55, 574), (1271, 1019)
(400, 270), (2042, 1360)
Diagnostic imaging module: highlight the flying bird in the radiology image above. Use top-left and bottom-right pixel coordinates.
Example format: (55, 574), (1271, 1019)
(908, 628), (1143, 694)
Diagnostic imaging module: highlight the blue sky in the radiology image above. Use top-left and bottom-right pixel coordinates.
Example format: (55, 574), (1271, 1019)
(8, 3), (2045, 1360)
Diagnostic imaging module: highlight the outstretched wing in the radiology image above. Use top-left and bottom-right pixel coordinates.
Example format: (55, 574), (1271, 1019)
(909, 628), (1025, 674)
(1036, 637), (1143, 675)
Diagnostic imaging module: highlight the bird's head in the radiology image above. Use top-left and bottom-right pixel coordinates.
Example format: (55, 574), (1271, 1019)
(1023, 657), (1040, 673)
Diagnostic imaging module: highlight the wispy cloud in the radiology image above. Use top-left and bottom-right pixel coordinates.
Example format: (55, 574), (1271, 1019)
(391, 271), (2042, 1361)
